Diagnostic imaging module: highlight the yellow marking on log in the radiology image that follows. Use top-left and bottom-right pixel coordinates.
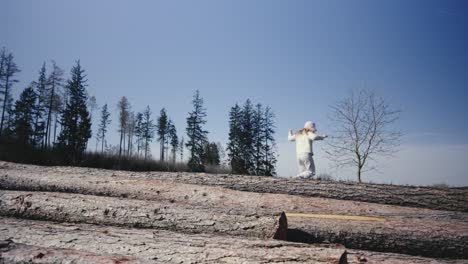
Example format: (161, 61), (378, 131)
(286, 213), (386, 222)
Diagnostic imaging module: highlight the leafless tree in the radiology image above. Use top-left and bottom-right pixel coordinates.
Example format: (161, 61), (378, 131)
(326, 90), (402, 183)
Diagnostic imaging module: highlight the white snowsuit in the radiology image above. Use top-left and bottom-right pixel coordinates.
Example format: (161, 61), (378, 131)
(288, 130), (326, 178)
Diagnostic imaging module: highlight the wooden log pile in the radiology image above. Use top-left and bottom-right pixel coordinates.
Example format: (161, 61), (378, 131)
(1, 161), (467, 263)
(3, 161), (464, 211)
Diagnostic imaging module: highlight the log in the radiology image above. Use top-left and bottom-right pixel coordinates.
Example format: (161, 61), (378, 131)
(0, 217), (348, 264)
(286, 216), (468, 259)
(0, 240), (143, 264)
(346, 250), (467, 264)
(1, 170), (466, 220)
(1, 161), (466, 212)
(0, 190), (287, 240)
(1, 168), (467, 258)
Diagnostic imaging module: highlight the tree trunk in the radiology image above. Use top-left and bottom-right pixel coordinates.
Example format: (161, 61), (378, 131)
(0, 73), (10, 136)
(0, 164), (467, 258)
(0, 217), (347, 264)
(0, 190), (287, 240)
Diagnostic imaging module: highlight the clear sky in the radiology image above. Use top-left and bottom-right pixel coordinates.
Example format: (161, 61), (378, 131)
(2, 0), (467, 185)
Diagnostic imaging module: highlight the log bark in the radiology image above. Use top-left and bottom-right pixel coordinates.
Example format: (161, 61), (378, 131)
(1, 167), (467, 258)
(0, 190), (287, 240)
(0, 217), (347, 264)
(1, 161), (466, 212)
(346, 250), (466, 264)
(0, 240), (143, 264)
(286, 216), (468, 259)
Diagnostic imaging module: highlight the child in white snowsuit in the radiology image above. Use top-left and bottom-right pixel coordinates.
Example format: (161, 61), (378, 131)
(288, 121), (327, 178)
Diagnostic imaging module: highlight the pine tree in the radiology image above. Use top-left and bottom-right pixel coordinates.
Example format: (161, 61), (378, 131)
(263, 106), (277, 176)
(227, 103), (244, 174)
(0, 48), (20, 137)
(168, 120), (178, 163)
(97, 103), (111, 152)
(141, 106), (155, 160)
(240, 99), (254, 174)
(157, 108), (169, 161)
(252, 103), (266, 175)
(57, 60), (92, 162)
(45, 61), (64, 148)
(203, 142), (220, 166)
(52, 92), (64, 145)
(185, 90), (208, 172)
(227, 101), (277, 176)
(12, 86), (37, 145)
(126, 112), (135, 157)
(87, 95), (98, 150)
(117, 96), (130, 157)
(134, 112), (144, 158)
(179, 137), (184, 162)
(32, 62), (48, 147)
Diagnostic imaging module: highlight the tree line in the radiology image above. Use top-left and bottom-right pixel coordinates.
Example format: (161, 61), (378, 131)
(0, 47), (278, 175)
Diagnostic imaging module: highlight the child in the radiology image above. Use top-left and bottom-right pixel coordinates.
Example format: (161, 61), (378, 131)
(288, 121), (328, 178)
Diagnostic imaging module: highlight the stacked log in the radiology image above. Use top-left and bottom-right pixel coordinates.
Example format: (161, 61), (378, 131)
(1, 169), (467, 258)
(2, 161), (464, 211)
(0, 161), (467, 262)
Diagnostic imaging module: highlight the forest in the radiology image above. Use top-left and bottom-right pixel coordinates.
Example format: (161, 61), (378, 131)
(0, 47), (277, 175)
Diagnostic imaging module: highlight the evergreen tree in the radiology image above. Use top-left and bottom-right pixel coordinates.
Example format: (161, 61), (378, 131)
(45, 61), (64, 148)
(141, 106), (155, 160)
(97, 103), (111, 152)
(12, 86), (37, 145)
(134, 112), (144, 158)
(126, 112), (135, 156)
(157, 108), (169, 161)
(87, 95), (98, 150)
(240, 99), (255, 174)
(51, 92), (64, 145)
(263, 106), (277, 176)
(185, 90), (208, 172)
(168, 120), (178, 163)
(57, 60), (92, 162)
(203, 142), (220, 166)
(227, 101), (277, 176)
(32, 62), (48, 147)
(0, 48), (20, 137)
(117, 96), (130, 157)
(252, 103), (266, 175)
(227, 103), (244, 174)
(179, 137), (184, 162)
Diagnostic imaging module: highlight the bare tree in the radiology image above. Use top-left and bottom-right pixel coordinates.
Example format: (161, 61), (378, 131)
(326, 90), (402, 183)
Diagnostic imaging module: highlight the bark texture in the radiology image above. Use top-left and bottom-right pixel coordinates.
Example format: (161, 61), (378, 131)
(0, 190), (287, 240)
(1, 166), (467, 258)
(1, 161), (465, 212)
(0, 218), (347, 264)
(0, 240), (142, 264)
(287, 216), (467, 259)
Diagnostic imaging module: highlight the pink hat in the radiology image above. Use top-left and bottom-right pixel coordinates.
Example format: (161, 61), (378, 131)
(304, 121), (316, 130)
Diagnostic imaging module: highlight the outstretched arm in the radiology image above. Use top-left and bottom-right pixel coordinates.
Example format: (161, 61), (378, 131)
(307, 132), (328, 141)
(288, 130), (296, 141)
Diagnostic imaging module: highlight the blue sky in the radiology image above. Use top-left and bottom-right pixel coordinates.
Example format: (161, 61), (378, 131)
(2, 0), (467, 185)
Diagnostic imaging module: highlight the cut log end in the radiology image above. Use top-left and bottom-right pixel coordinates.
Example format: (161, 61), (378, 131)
(272, 211), (288, 240)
